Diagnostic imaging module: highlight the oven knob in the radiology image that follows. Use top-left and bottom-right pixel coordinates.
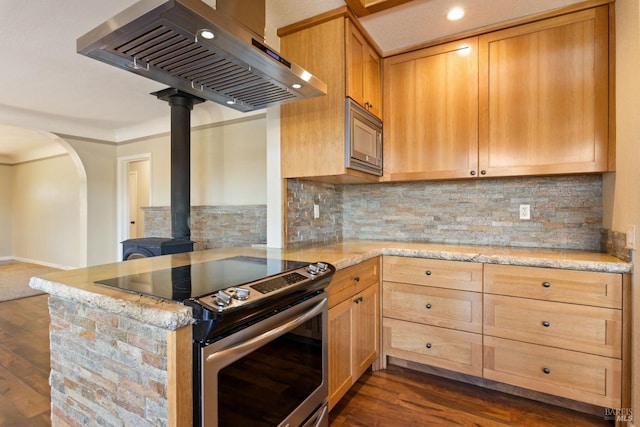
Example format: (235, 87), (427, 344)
(215, 290), (232, 307)
(317, 262), (328, 272)
(233, 287), (250, 301)
(308, 264), (319, 275)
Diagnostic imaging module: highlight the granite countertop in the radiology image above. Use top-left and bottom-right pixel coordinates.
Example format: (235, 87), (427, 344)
(30, 240), (632, 331)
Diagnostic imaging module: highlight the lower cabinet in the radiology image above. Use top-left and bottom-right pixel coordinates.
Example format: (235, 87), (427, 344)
(327, 257), (380, 410)
(484, 336), (622, 408)
(382, 257), (484, 377)
(380, 256), (627, 409)
(483, 264), (625, 408)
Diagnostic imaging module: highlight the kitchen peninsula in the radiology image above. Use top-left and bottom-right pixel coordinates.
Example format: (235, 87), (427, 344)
(31, 241), (631, 426)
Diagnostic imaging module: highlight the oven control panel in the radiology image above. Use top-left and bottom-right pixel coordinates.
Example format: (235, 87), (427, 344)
(196, 262), (334, 313)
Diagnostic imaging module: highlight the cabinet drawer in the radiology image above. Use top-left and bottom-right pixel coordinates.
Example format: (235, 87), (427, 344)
(327, 257), (380, 308)
(484, 264), (622, 308)
(383, 282), (482, 333)
(484, 294), (622, 358)
(383, 317), (482, 376)
(383, 257), (482, 292)
(484, 336), (622, 408)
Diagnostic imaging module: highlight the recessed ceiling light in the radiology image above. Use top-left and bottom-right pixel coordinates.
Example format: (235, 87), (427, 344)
(447, 7), (465, 21)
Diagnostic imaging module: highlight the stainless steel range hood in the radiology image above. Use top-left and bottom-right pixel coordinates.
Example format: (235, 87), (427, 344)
(77, 0), (326, 112)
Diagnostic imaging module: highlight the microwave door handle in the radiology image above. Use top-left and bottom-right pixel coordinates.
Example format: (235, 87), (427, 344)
(205, 298), (326, 365)
(377, 130), (383, 166)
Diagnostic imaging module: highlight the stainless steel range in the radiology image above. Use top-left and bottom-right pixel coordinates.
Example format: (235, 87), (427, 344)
(96, 255), (335, 427)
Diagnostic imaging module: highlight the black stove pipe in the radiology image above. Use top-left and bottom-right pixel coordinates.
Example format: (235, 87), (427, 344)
(152, 88), (205, 240)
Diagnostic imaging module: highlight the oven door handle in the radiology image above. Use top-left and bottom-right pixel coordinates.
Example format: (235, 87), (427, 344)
(205, 297), (326, 365)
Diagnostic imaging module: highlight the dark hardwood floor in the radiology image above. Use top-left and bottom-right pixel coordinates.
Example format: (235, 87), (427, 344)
(330, 366), (614, 427)
(0, 294), (51, 427)
(0, 294), (614, 426)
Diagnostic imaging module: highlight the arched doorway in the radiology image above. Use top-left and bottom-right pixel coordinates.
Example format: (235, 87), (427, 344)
(0, 124), (88, 267)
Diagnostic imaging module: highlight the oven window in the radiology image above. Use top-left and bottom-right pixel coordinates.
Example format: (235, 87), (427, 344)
(217, 315), (323, 426)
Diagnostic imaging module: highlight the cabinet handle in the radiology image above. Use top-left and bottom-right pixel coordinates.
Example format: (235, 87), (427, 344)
(353, 276), (360, 282)
(542, 321), (550, 327)
(470, 170), (476, 176)
(542, 281), (551, 288)
(425, 271), (432, 276)
(426, 343), (432, 349)
(543, 367), (551, 375)
(353, 296), (363, 304)
(480, 170), (487, 175)
(425, 303), (432, 309)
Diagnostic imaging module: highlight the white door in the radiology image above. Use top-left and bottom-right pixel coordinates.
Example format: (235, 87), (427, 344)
(128, 170), (139, 238)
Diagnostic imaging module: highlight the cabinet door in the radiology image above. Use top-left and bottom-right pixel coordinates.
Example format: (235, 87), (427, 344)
(384, 38), (479, 181)
(346, 20), (382, 118)
(328, 297), (354, 410)
(478, 6), (610, 176)
(352, 283), (379, 379)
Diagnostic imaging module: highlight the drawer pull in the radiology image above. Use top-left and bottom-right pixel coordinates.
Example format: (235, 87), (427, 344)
(426, 343), (432, 349)
(543, 367), (551, 375)
(353, 276), (360, 282)
(425, 271), (432, 276)
(425, 303), (432, 309)
(542, 281), (551, 288)
(353, 296), (363, 304)
(542, 321), (550, 327)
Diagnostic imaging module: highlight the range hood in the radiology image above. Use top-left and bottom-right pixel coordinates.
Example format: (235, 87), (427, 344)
(77, 0), (327, 112)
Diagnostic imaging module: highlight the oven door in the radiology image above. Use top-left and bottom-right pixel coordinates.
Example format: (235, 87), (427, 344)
(200, 292), (328, 427)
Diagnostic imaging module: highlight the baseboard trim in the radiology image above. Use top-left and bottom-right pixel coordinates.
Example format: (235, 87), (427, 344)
(9, 256), (73, 270)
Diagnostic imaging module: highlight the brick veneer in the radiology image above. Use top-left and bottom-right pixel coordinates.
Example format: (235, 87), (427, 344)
(48, 297), (170, 426)
(143, 205), (266, 251)
(287, 175), (604, 251)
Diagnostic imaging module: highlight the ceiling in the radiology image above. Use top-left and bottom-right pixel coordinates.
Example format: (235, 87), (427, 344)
(0, 0), (584, 163)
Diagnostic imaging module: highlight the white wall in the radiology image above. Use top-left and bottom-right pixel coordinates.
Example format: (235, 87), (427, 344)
(11, 155), (82, 268)
(61, 137), (118, 266)
(0, 164), (12, 257)
(117, 115), (267, 207)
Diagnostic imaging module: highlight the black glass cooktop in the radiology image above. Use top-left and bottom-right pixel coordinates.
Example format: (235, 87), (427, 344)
(95, 256), (310, 301)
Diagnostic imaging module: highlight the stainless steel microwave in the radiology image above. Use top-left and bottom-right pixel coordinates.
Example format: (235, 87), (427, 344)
(345, 98), (383, 176)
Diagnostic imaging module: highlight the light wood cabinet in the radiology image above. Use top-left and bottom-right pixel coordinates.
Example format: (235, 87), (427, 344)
(346, 20), (382, 118)
(478, 6), (611, 176)
(383, 5), (612, 181)
(383, 256), (483, 292)
(384, 38), (479, 181)
(326, 257), (380, 409)
(383, 317), (483, 376)
(483, 264), (624, 407)
(382, 257), (627, 409)
(382, 257), (483, 376)
(484, 336), (622, 408)
(483, 294), (622, 358)
(279, 10), (383, 183)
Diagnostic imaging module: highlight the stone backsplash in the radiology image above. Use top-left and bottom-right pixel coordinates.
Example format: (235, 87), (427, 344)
(143, 205), (266, 251)
(48, 297), (170, 426)
(288, 175), (604, 251)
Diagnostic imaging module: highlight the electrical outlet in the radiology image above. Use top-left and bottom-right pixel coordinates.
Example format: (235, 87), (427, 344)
(519, 204), (531, 220)
(313, 204), (320, 220)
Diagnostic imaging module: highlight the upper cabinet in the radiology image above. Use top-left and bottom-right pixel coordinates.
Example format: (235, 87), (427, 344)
(478, 6), (611, 177)
(384, 38), (479, 181)
(346, 20), (382, 118)
(279, 9), (383, 183)
(384, 4), (613, 181)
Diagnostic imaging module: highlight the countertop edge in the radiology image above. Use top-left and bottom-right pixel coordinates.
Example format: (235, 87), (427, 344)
(29, 242), (632, 329)
(30, 276), (194, 330)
